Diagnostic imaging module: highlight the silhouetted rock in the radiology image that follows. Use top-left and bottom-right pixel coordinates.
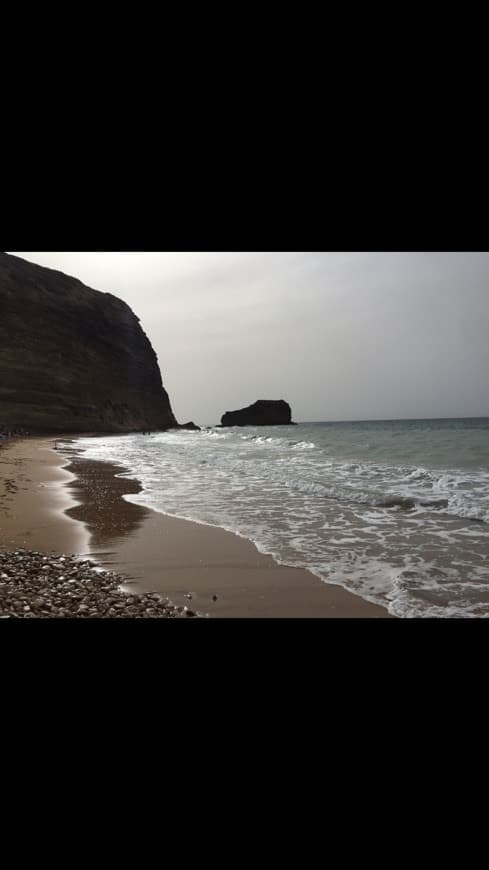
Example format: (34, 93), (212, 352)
(178, 421), (201, 431)
(221, 400), (293, 427)
(0, 253), (178, 433)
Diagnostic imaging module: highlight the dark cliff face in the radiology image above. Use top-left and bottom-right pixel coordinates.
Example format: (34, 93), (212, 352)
(221, 400), (293, 426)
(0, 253), (178, 433)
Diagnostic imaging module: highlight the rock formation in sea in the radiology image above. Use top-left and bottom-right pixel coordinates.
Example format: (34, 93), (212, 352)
(221, 400), (294, 426)
(178, 421), (201, 431)
(0, 252), (178, 433)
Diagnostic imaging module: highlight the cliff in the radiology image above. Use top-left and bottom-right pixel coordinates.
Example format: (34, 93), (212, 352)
(221, 400), (293, 426)
(0, 253), (178, 433)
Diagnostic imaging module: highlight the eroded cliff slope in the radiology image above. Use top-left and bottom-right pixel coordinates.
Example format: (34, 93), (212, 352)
(0, 253), (177, 432)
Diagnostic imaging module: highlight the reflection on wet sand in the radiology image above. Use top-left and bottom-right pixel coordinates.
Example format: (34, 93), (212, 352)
(64, 455), (149, 552)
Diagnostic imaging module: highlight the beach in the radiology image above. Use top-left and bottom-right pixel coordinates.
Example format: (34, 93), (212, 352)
(0, 437), (391, 618)
(3, 251), (486, 619)
(0, 437), (88, 554)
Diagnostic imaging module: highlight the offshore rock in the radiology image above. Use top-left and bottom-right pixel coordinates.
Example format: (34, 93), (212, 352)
(0, 252), (178, 433)
(178, 421), (201, 431)
(221, 399), (293, 427)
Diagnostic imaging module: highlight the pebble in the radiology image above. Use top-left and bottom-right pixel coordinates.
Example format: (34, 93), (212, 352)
(0, 550), (204, 619)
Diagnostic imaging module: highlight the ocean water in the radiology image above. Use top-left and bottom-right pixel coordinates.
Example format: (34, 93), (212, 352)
(72, 418), (489, 617)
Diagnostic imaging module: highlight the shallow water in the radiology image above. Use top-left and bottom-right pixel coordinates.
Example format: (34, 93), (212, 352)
(73, 418), (489, 617)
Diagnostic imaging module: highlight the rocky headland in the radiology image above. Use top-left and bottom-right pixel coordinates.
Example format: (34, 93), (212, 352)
(0, 252), (178, 433)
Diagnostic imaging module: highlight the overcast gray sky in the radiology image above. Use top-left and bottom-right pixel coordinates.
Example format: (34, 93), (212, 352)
(9, 252), (489, 425)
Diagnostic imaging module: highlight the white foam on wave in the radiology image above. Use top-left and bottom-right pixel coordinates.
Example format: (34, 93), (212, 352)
(201, 430), (231, 439)
(238, 433), (315, 450)
(445, 495), (489, 524)
(400, 467), (431, 482)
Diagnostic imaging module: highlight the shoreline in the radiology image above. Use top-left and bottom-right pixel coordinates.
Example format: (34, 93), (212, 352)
(1, 437), (392, 618)
(0, 436), (90, 555)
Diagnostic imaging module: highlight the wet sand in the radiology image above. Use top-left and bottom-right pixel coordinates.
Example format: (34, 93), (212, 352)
(0, 437), (89, 554)
(1, 438), (392, 617)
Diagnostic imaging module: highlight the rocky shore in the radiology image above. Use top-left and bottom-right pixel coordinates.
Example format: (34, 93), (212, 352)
(0, 549), (202, 618)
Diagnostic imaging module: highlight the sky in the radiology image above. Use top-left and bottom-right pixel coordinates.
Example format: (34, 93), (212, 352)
(8, 252), (489, 425)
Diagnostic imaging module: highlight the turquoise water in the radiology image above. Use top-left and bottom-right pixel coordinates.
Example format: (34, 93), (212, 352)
(74, 418), (489, 617)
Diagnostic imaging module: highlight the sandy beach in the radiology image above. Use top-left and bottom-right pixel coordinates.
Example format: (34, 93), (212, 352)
(0, 437), (89, 554)
(0, 437), (392, 618)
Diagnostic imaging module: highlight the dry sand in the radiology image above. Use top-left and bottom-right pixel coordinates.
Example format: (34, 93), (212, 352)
(0, 437), (392, 618)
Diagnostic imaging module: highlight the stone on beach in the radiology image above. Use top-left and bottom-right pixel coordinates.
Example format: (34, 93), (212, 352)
(0, 549), (202, 619)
